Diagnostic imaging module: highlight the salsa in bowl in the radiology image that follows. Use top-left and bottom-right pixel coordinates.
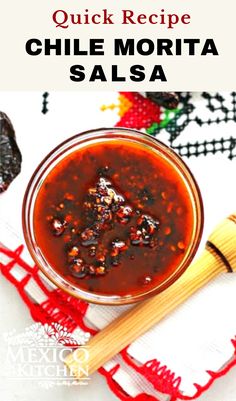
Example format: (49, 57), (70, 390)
(22, 128), (203, 305)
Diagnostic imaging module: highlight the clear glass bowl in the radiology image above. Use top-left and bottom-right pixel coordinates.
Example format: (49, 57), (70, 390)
(22, 128), (204, 305)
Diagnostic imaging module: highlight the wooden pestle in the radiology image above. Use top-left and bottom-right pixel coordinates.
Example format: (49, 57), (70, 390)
(65, 213), (236, 378)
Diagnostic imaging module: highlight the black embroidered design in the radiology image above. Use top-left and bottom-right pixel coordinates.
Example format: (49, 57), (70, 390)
(151, 92), (236, 159)
(41, 92), (236, 159)
(42, 92), (49, 114)
(172, 137), (236, 160)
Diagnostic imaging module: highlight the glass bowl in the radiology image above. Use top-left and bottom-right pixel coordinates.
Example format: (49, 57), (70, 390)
(22, 128), (204, 305)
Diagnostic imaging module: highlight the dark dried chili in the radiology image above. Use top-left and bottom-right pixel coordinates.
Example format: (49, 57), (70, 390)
(0, 112), (22, 193)
(146, 92), (179, 109)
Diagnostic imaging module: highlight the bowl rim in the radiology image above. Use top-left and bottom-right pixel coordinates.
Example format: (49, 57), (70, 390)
(22, 127), (204, 305)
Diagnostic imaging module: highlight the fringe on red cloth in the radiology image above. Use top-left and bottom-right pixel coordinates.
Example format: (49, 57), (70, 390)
(1, 245), (236, 401)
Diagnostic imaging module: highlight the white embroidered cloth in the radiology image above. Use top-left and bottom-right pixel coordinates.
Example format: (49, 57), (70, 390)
(0, 92), (236, 400)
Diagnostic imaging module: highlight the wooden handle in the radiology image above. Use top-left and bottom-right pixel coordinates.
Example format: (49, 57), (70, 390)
(65, 213), (236, 378)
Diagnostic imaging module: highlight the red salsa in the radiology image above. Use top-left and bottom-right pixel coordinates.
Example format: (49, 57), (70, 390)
(34, 139), (194, 296)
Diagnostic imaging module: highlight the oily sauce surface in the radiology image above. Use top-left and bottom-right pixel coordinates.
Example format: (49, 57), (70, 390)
(34, 140), (194, 296)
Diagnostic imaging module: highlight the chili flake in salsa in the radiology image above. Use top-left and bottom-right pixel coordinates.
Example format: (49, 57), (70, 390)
(34, 139), (194, 296)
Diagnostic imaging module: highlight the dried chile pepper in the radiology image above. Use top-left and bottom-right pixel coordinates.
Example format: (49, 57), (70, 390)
(146, 92), (179, 109)
(0, 112), (22, 193)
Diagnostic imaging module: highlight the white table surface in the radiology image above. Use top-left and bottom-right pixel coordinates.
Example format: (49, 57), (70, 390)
(0, 91), (236, 400)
